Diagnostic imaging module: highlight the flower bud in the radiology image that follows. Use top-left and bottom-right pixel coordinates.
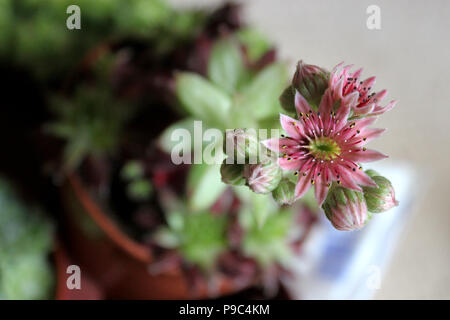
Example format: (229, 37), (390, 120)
(220, 162), (246, 186)
(292, 60), (329, 110)
(224, 129), (259, 162)
(322, 185), (369, 231)
(272, 178), (296, 205)
(362, 170), (398, 213)
(244, 160), (282, 194)
(279, 85), (296, 113)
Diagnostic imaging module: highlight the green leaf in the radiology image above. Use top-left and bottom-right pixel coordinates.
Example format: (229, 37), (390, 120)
(257, 115), (282, 131)
(166, 211), (184, 232)
(121, 160), (145, 181)
(158, 117), (198, 154)
(250, 192), (275, 228)
(179, 212), (228, 270)
(236, 27), (271, 62)
(241, 209), (294, 267)
(187, 163), (227, 212)
(233, 63), (288, 122)
(153, 227), (180, 248)
(127, 179), (152, 201)
(233, 186), (276, 228)
(208, 38), (245, 94)
(175, 72), (231, 128)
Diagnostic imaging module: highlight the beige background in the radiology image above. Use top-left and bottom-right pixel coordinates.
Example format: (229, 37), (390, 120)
(170, 0), (450, 299)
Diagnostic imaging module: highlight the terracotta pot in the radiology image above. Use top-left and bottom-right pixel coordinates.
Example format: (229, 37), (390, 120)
(54, 241), (104, 300)
(60, 173), (253, 299)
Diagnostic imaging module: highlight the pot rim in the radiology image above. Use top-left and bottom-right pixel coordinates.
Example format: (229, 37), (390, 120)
(66, 173), (153, 264)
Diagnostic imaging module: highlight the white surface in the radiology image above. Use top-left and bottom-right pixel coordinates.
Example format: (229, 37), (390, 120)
(282, 162), (415, 299)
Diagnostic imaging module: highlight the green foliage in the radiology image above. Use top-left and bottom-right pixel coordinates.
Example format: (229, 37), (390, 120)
(168, 38), (287, 213)
(0, 178), (55, 300)
(240, 208), (293, 268)
(234, 186), (277, 228)
(208, 38), (246, 94)
(172, 36), (288, 132)
(127, 179), (153, 201)
(120, 160), (145, 181)
(175, 72), (232, 129)
(232, 63), (288, 123)
(46, 85), (134, 169)
(154, 211), (228, 271)
(187, 163), (226, 212)
(0, 0), (204, 81)
(235, 27), (271, 62)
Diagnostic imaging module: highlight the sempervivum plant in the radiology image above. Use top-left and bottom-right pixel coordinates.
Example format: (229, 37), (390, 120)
(222, 60), (399, 232)
(43, 1), (399, 298)
(44, 2), (311, 296)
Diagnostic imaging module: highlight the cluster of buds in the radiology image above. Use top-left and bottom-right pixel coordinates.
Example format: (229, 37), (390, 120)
(221, 129), (282, 194)
(322, 170), (398, 231)
(266, 60), (398, 230)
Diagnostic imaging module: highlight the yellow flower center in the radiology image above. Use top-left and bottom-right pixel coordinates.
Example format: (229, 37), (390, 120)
(308, 137), (341, 161)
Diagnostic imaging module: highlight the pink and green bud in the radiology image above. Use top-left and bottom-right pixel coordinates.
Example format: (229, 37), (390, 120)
(244, 161), (282, 194)
(224, 129), (259, 163)
(292, 60), (329, 110)
(220, 162), (246, 186)
(322, 185), (369, 231)
(271, 178), (296, 205)
(362, 170), (398, 213)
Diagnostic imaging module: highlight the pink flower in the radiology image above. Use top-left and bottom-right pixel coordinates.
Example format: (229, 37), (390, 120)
(263, 89), (387, 205)
(329, 63), (397, 117)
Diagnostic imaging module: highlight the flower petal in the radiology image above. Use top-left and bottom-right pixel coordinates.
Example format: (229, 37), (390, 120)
(361, 76), (376, 90)
(329, 62), (344, 87)
(318, 89), (333, 120)
(352, 169), (377, 187)
(314, 171), (329, 205)
(360, 128), (386, 144)
(337, 166), (363, 192)
(335, 91), (358, 131)
(354, 116), (378, 131)
(261, 138), (280, 152)
(346, 149), (388, 162)
(280, 113), (303, 139)
(351, 68), (363, 81)
(261, 137), (298, 154)
(354, 102), (375, 115)
(372, 100), (397, 116)
(295, 170), (313, 199)
(333, 77), (345, 100)
(294, 90), (312, 115)
(371, 89), (388, 103)
(278, 157), (305, 171)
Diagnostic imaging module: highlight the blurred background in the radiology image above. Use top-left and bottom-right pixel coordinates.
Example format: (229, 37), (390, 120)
(0, 0), (449, 299)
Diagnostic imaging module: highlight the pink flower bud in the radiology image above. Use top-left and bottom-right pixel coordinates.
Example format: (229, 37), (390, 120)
(362, 170), (399, 213)
(244, 161), (282, 194)
(292, 60), (329, 109)
(322, 186), (369, 231)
